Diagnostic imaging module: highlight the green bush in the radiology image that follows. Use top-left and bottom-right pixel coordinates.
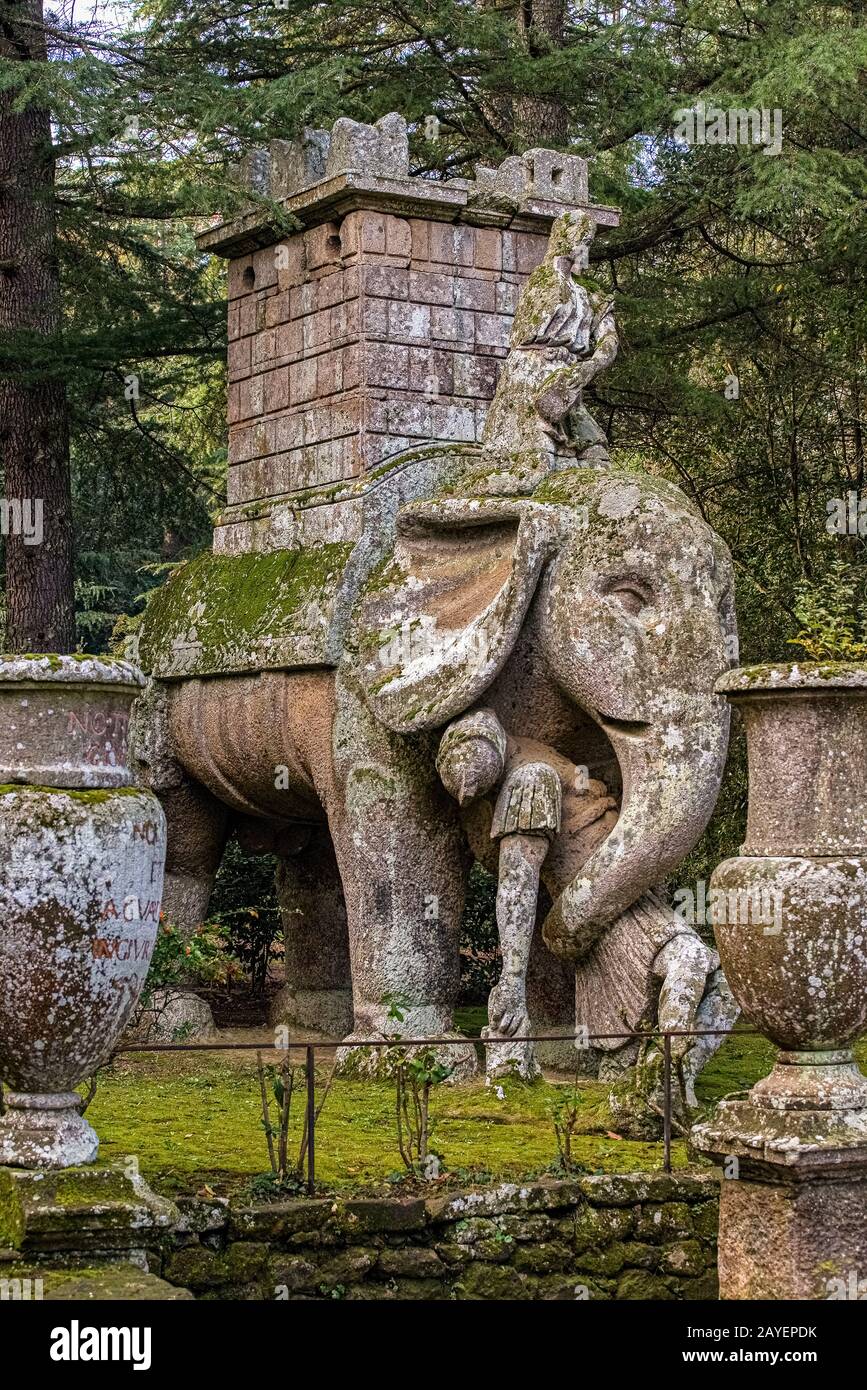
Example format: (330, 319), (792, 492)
(207, 840), (283, 993)
(144, 920), (237, 997)
(790, 556), (867, 661)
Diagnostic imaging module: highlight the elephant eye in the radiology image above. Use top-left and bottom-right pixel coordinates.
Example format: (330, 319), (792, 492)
(603, 578), (652, 617)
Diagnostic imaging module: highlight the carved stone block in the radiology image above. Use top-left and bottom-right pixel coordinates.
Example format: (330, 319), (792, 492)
(326, 112), (409, 180)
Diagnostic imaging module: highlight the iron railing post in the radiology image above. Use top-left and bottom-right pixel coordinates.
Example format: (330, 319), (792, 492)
(306, 1044), (316, 1195)
(663, 1032), (672, 1173)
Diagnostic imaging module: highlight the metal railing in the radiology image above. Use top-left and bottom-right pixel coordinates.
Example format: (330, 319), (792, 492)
(115, 1025), (763, 1190)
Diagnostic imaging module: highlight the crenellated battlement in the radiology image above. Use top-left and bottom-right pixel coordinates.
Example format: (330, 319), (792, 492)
(196, 114), (619, 555)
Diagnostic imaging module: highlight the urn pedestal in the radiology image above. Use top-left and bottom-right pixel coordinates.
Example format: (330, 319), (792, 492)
(0, 656), (166, 1167)
(692, 664), (867, 1300)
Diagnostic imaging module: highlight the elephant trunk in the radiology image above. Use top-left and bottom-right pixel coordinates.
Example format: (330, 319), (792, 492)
(543, 692), (730, 962)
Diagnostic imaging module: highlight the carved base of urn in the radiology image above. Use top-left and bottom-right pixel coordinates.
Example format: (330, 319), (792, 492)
(693, 1058), (867, 1299)
(691, 663), (867, 1300)
(0, 1092), (99, 1168)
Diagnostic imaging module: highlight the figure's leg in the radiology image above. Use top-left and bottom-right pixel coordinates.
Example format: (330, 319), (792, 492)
(269, 826), (353, 1040)
(484, 833), (548, 1080)
(654, 934), (741, 1107)
(606, 938), (739, 1127)
(330, 677), (476, 1077)
(487, 834), (549, 1037)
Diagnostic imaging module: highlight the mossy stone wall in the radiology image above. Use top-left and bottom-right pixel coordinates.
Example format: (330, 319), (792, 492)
(159, 1172), (719, 1301)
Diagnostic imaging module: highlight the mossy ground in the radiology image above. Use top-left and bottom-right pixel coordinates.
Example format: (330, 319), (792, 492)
(80, 1016), (864, 1200)
(89, 1051), (677, 1196)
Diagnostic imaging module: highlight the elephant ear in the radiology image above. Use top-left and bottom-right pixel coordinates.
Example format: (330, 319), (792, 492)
(356, 497), (564, 733)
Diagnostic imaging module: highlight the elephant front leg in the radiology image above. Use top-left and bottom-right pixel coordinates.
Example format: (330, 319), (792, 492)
(330, 678), (477, 1079)
(484, 833), (550, 1081)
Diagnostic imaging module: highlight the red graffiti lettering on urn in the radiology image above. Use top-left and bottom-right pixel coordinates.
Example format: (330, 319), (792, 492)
(66, 708), (129, 740)
(83, 740), (120, 767)
(90, 937), (154, 963)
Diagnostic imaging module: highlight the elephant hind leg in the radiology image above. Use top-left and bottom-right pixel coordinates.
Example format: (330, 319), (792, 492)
(268, 827), (353, 1040)
(160, 776), (229, 934)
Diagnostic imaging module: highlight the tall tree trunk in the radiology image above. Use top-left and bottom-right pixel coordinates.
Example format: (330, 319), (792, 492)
(514, 0), (568, 148)
(0, 0), (75, 652)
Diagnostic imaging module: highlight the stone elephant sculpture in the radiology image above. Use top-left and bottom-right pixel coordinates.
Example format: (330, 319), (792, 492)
(133, 458), (738, 1088)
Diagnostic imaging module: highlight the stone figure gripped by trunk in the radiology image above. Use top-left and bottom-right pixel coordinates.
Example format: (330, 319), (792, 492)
(436, 705), (736, 1098)
(133, 118), (739, 1105)
(476, 210), (618, 490)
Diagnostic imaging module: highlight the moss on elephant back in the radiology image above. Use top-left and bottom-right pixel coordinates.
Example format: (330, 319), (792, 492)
(136, 464), (707, 685)
(138, 544), (353, 680)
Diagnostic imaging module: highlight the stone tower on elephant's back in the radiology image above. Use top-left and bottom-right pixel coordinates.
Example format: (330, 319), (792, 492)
(199, 114), (619, 556)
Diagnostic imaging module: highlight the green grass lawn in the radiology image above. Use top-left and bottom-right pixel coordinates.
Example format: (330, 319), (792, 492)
(84, 1023), (859, 1199)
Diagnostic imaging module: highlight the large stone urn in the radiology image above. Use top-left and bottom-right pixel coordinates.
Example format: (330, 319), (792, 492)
(692, 662), (867, 1299)
(0, 656), (166, 1167)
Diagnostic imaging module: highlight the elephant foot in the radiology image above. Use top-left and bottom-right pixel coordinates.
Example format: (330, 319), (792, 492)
(482, 1028), (540, 1082)
(268, 986), (353, 1042)
(335, 1031), (478, 1083)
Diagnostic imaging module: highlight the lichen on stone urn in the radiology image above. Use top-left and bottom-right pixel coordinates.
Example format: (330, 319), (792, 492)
(0, 655), (167, 1168)
(0, 652), (144, 789)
